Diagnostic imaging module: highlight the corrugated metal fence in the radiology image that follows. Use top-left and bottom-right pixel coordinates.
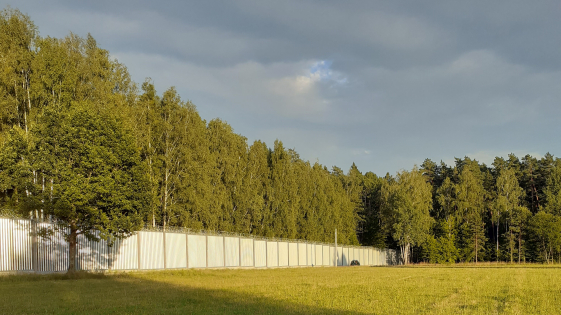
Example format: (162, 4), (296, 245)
(0, 217), (399, 273)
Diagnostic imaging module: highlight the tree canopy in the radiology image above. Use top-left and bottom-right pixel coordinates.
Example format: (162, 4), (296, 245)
(2, 7), (561, 267)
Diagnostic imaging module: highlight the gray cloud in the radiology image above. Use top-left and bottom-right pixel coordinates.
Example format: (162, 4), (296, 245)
(4, 0), (561, 175)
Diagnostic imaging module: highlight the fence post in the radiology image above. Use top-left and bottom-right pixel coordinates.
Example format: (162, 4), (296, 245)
(298, 242), (300, 267)
(186, 233), (189, 269)
(252, 237), (255, 268)
(277, 240), (279, 267)
(206, 233), (209, 268)
(223, 235), (226, 268)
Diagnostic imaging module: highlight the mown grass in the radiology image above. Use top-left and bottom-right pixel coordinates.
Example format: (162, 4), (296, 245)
(1, 265), (561, 314)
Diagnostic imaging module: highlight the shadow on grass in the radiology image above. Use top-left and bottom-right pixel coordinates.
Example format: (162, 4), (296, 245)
(394, 264), (561, 269)
(0, 271), (366, 315)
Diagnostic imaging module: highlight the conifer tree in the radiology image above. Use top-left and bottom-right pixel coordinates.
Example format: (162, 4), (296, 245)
(26, 104), (146, 273)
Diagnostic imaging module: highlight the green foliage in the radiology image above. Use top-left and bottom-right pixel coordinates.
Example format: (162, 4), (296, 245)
(381, 167), (433, 264)
(543, 160), (561, 215)
(494, 168), (528, 262)
(0, 10), (363, 249)
(29, 104), (147, 240)
(528, 211), (561, 263)
(5, 7), (561, 266)
(455, 168), (487, 262)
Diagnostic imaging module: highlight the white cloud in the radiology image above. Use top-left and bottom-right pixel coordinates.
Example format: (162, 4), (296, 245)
(113, 52), (347, 121)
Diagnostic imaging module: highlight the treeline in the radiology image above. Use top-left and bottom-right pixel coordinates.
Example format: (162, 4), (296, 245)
(351, 155), (561, 264)
(3, 8), (560, 265)
(0, 8), (359, 245)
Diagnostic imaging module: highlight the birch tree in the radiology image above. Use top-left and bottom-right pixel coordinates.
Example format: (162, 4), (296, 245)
(455, 168), (487, 263)
(495, 168), (525, 262)
(381, 167), (433, 264)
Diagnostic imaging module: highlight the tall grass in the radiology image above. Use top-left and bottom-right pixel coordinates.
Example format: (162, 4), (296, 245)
(1, 265), (560, 314)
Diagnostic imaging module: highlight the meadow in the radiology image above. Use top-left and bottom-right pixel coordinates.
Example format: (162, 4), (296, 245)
(1, 265), (561, 314)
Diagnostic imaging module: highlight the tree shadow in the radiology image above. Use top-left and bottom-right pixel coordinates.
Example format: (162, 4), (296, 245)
(2, 218), (128, 273)
(0, 271), (373, 315)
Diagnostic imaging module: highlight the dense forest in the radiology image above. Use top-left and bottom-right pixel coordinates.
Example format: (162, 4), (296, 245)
(2, 8), (561, 266)
(0, 8), (359, 252)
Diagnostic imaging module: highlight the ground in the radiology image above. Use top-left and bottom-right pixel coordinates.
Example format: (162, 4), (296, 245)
(1, 264), (560, 314)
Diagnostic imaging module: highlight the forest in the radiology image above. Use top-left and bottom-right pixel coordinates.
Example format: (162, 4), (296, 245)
(1, 8), (561, 265)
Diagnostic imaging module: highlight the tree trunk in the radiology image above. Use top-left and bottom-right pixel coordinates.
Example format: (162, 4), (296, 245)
(475, 232), (478, 263)
(496, 219), (499, 262)
(518, 232), (521, 264)
(22, 74), (28, 133)
(68, 227), (78, 273)
(510, 228), (513, 263)
(14, 80), (20, 128)
(400, 243), (410, 265)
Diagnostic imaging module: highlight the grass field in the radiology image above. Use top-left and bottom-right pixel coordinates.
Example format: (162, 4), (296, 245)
(1, 265), (561, 314)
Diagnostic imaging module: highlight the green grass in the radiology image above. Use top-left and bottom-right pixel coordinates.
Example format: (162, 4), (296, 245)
(2, 265), (561, 314)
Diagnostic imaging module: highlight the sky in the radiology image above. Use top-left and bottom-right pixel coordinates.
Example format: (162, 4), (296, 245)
(3, 0), (560, 175)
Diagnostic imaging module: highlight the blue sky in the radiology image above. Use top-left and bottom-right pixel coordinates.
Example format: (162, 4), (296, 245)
(3, 0), (560, 175)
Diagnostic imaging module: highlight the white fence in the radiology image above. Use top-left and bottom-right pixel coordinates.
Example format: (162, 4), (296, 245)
(0, 217), (399, 273)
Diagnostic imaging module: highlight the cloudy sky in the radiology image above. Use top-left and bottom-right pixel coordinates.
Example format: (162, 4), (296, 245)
(4, 0), (561, 175)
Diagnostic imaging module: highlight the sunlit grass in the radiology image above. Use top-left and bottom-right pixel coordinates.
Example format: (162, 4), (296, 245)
(1, 265), (561, 314)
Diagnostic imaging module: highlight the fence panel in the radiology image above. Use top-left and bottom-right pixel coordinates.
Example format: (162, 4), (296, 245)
(360, 248), (365, 265)
(37, 223), (68, 272)
(111, 234), (138, 270)
(240, 238), (253, 267)
(224, 237), (239, 267)
(278, 242), (288, 267)
(11, 219), (32, 271)
(336, 247), (343, 266)
(0, 217), (399, 273)
(140, 231), (164, 269)
(77, 231), (109, 271)
(322, 245), (329, 266)
(315, 244), (323, 266)
(288, 243), (298, 266)
(0, 219), (12, 271)
(298, 243), (306, 266)
(254, 240), (266, 267)
(267, 241), (278, 267)
(188, 235), (206, 268)
(207, 236), (224, 268)
(165, 233), (187, 269)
